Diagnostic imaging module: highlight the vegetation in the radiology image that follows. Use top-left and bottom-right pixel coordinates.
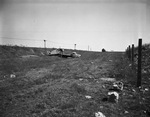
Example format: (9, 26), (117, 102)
(0, 45), (150, 117)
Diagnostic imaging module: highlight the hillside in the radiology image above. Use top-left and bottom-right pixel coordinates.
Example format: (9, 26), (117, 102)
(0, 45), (150, 117)
(0, 45), (49, 59)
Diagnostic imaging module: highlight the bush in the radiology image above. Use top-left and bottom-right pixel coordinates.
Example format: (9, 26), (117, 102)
(102, 48), (106, 52)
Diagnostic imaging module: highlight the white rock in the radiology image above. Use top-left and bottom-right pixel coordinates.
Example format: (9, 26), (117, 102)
(95, 112), (106, 117)
(108, 92), (119, 100)
(129, 64), (132, 67)
(132, 89), (136, 92)
(124, 111), (129, 114)
(145, 88), (149, 91)
(10, 74), (16, 78)
(85, 95), (92, 99)
(102, 85), (105, 88)
(79, 78), (83, 81)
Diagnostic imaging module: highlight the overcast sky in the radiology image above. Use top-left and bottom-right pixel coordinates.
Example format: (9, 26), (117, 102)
(0, 0), (150, 51)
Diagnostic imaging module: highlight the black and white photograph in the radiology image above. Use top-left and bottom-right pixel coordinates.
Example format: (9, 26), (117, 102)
(0, 0), (150, 116)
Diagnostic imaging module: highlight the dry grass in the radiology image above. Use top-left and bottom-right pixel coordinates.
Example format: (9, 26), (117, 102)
(0, 45), (150, 117)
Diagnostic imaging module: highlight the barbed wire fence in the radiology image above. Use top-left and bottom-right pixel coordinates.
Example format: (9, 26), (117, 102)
(126, 38), (142, 87)
(0, 36), (94, 51)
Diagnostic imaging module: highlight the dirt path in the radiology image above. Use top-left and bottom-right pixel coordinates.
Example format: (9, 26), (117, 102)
(1, 52), (127, 117)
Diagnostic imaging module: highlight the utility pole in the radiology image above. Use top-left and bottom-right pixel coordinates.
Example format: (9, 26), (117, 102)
(88, 45), (89, 51)
(74, 44), (76, 50)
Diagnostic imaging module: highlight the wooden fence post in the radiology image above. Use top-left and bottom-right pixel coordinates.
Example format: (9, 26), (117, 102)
(44, 40), (46, 54)
(132, 44), (134, 68)
(126, 47), (128, 56)
(137, 39), (142, 87)
(128, 45), (131, 60)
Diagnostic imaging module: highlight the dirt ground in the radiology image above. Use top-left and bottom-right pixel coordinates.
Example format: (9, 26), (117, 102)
(0, 51), (150, 117)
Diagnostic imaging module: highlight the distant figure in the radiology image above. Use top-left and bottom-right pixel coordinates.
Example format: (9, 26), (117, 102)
(102, 48), (106, 52)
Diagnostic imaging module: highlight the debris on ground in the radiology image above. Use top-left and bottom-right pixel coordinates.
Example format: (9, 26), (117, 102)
(113, 81), (124, 91)
(48, 48), (64, 56)
(91, 61), (94, 64)
(95, 112), (106, 117)
(144, 88), (149, 91)
(85, 95), (92, 99)
(79, 78), (83, 81)
(124, 110), (129, 114)
(102, 85), (106, 88)
(109, 81), (123, 93)
(10, 74), (16, 78)
(48, 49), (81, 58)
(132, 89), (136, 92)
(71, 52), (81, 58)
(100, 80), (123, 103)
(108, 91), (119, 103)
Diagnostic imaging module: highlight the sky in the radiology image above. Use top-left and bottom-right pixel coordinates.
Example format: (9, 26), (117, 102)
(0, 0), (150, 51)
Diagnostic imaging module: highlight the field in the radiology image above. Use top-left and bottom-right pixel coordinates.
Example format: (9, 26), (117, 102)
(0, 45), (150, 117)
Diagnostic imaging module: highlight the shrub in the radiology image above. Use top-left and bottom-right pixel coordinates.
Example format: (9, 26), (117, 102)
(102, 48), (106, 52)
